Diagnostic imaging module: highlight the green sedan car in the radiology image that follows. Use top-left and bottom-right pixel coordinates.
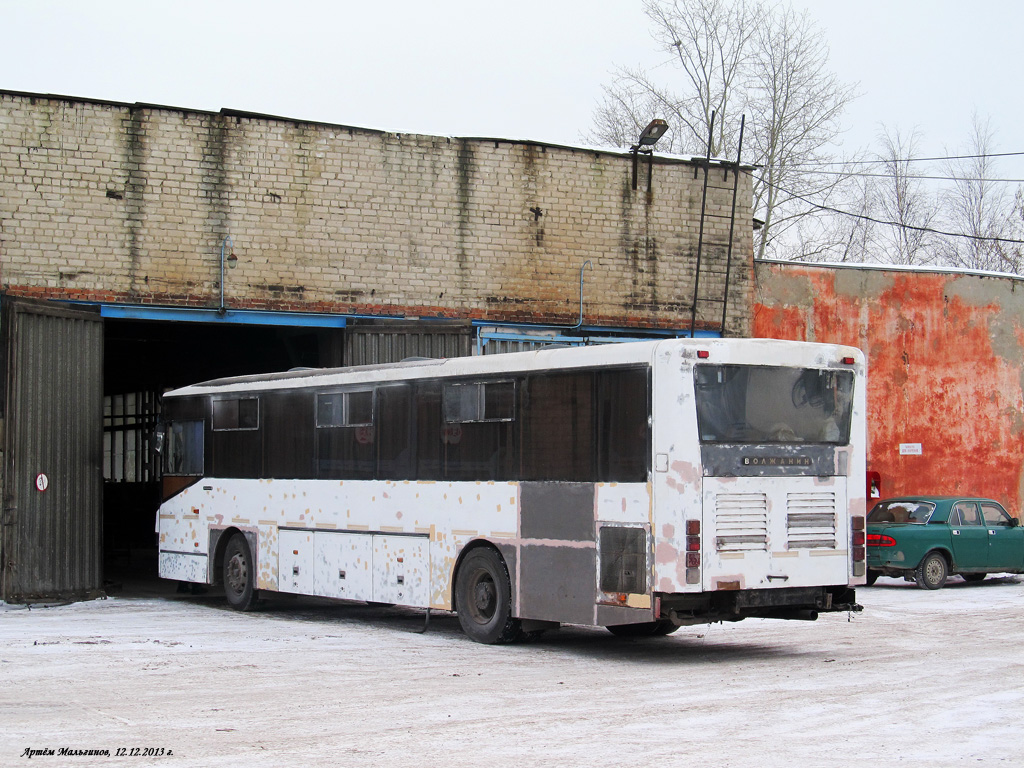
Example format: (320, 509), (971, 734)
(866, 496), (1024, 589)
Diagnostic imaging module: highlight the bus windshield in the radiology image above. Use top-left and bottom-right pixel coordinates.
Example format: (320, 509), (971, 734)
(694, 364), (855, 445)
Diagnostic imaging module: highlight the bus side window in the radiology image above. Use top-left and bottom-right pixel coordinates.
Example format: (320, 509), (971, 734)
(316, 390), (375, 479)
(164, 419), (204, 476)
(263, 391), (315, 479)
(213, 397), (259, 431)
(443, 380), (516, 481)
(377, 385), (414, 480)
(211, 397), (261, 478)
(597, 368), (649, 482)
(520, 371), (594, 481)
(415, 381), (443, 481)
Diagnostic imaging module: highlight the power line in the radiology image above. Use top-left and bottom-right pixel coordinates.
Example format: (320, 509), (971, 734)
(809, 170), (1024, 183)
(789, 150), (1024, 169)
(760, 176), (1024, 245)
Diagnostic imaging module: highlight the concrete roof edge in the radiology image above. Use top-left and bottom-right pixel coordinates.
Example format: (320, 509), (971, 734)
(0, 89), (754, 167)
(755, 257), (1024, 282)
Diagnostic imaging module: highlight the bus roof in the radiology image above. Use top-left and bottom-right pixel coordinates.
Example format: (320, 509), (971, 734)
(164, 337), (864, 398)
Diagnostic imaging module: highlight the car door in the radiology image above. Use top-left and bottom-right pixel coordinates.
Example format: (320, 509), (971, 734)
(949, 502), (988, 570)
(980, 503), (1024, 570)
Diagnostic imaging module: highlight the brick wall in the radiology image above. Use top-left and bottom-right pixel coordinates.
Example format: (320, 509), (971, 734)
(0, 92), (754, 335)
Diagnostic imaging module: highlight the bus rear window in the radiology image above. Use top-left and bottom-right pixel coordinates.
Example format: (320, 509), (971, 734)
(695, 365), (854, 445)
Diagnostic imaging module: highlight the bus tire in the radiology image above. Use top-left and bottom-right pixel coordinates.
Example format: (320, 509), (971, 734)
(865, 569), (880, 586)
(223, 533), (259, 611)
(606, 620), (679, 638)
(455, 547), (522, 644)
(914, 551), (948, 590)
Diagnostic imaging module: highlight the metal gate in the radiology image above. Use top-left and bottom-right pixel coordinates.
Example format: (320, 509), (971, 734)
(344, 322), (472, 365)
(1, 297), (104, 602)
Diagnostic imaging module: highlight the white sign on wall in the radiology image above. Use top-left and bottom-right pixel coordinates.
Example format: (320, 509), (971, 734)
(899, 443), (923, 456)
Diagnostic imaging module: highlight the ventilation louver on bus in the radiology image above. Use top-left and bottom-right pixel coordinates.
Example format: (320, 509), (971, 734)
(714, 492), (769, 552)
(786, 492), (838, 549)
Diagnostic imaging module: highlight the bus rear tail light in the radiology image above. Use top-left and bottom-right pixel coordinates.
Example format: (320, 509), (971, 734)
(867, 534), (896, 547)
(851, 515), (866, 577)
(685, 519), (701, 584)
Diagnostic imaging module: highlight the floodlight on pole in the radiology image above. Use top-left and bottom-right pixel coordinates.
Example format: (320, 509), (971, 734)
(631, 118), (669, 190)
(637, 119), (669, 147)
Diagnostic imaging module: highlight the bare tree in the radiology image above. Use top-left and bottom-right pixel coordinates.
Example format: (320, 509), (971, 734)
(786, 173), (879, 263)
(937, 115), (1022, 273)
(591, 0), (755, 157)
(650, 0), (756, 155)
(872, 126), (938, 266)
(588, 0), (856, 259)
(1012, 187), (1024, 273)
(746, 3), (856, 258)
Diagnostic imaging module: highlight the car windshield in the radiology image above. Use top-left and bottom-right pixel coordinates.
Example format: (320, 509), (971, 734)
(868, 500), (936, 525)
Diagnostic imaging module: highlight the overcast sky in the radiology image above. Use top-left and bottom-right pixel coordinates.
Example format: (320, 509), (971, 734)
(3, 0), (1022, 168)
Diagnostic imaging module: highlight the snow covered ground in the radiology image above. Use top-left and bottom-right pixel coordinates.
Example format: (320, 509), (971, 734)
(2, 574), (1022, 767)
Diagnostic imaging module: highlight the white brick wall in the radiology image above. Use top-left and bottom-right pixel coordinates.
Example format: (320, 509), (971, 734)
(0, 92), (754, 334)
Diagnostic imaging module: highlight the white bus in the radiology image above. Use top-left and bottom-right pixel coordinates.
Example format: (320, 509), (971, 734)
(157, 338), (866, 643)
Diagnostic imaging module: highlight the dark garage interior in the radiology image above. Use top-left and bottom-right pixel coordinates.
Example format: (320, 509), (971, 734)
(102, 319), (342, 578)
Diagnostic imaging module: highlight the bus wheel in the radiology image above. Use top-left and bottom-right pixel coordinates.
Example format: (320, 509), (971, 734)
(606, 620), (679, 638)
(914, 551), (948, 590)
(223, 534), (258, 611)
(455, 548), (521, 644)
(865, 569), (880, 586)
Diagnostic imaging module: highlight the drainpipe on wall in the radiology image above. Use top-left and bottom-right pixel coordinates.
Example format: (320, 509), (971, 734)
(219, 236), (234, 315)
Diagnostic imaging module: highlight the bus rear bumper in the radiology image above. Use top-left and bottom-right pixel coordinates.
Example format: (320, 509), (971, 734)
(658, 585), (862, 626)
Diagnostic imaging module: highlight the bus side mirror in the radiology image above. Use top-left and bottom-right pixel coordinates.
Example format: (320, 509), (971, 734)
(154, 431), (165, 454)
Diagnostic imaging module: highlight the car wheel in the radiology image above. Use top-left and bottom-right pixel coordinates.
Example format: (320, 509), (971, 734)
(223, 533), (259, 610)
(865, 569), (880, 586)
(455, 547), (522, 644)
(606, 620), (679, 638)
(914, 551), (948, 590)
(962, 573), (987, 583)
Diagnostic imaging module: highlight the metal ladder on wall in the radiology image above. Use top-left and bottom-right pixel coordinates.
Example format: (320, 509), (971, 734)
(688, 114), (746, 339)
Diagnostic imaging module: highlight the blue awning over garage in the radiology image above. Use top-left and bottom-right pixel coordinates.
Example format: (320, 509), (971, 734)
(71, 303), (349, 328)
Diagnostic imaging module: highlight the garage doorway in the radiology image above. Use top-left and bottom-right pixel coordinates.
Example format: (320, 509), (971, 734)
(102, 319), (345, 579)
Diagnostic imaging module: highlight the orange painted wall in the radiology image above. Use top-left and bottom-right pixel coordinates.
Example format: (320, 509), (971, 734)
(754, 262), (1024, 517)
